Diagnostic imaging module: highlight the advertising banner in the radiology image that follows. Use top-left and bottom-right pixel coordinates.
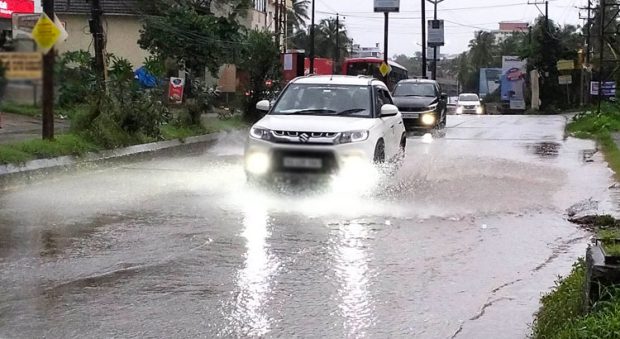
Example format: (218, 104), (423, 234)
(1, 0), (36, 19)
(0, 52), (41, 79)
(501, 56), (527, 110)
(168, 77), (185, 104)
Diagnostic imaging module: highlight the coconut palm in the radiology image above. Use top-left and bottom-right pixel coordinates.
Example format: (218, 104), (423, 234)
(287, 0), (310, 31)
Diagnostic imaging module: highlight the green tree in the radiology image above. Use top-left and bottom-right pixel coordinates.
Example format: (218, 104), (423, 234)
(469, 31), (497, 70)
(237, 30), (282, 122)
(287, 0), (310, 31)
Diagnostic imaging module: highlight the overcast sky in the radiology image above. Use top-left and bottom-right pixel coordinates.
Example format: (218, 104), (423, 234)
(313, 0), (584, 57)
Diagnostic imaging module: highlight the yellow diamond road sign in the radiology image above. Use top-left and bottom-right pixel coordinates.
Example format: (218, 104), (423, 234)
(379, 62), (392, 77)
(31, 13), (62, 54)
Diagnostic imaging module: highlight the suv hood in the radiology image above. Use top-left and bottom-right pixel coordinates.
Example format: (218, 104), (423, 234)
(392, 96), (438, 107)
(255, 114), (378, 133)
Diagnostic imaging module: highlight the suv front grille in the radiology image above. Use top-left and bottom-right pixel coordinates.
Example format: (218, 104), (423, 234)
(271, 131), (338, 145)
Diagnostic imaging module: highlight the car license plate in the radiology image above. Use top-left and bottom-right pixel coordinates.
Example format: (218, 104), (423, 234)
(403, 113), (420, 119)
(283, 157), (323, 169)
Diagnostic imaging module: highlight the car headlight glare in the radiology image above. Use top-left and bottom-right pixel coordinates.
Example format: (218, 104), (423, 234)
(476, 106), (483, 114)
(250, 126), (271, 140)
(456, 106), (463, 114)
(337, 130), (369, 144)
(421, 114), (436, 126)
(245, 152), (270, 175)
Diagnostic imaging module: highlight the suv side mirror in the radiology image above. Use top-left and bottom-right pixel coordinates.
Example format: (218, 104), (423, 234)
(256, 100), (271, 112)
(380, 104), (399, 117)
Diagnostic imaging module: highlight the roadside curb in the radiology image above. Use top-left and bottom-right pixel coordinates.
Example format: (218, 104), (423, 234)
(0, 132), (225, 179)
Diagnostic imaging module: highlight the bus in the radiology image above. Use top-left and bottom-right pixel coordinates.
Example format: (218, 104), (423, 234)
(342, 58), (409, 89)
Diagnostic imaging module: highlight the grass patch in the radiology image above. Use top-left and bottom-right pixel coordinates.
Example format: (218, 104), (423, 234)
(203, 115), (248, 133)
(567, 103), (620, 179)
(161, 124), (207, 140)
(531, 260), (586, 338)
(602, 242), (620, 256)
(0, 101), (40, 117)
(0, 134), (101, 165)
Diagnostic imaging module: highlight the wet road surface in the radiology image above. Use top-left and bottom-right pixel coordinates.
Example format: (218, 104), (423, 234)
(0, 115), (616, 338)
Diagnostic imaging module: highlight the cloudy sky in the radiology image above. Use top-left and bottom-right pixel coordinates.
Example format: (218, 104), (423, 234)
(313, 0), (585, 57)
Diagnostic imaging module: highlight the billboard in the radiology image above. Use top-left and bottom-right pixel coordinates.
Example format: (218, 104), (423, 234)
(501, 56), (527, 110)
(0, 0), (39, 19)
(427, 20), (445, 47)
(479, 68), (501, 98)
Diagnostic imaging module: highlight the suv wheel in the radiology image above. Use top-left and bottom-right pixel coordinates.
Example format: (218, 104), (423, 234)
(373, 140), (385, 164)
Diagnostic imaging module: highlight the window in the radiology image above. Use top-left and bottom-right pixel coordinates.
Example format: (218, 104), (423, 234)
(393, 83), (437, 97)
(374, 87), (393, 115)
(272, 84), (373, 118)
(253, 0), (266, 12)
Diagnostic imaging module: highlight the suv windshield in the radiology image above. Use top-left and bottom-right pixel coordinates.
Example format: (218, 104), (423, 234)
(272, 84), (372, 117)
(393, 82), (436, 97)
(459, 94), (479, 102)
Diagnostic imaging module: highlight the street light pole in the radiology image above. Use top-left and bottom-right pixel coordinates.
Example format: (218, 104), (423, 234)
(335, 13), (339, 74)
(309, 0), (316, 74)
(428, 0), (444, 80)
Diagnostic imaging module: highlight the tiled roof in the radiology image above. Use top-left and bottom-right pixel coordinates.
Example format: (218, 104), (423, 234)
(54, 0), (139, 16)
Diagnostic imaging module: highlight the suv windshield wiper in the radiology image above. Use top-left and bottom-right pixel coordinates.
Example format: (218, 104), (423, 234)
(336, 108), (367, 116)
(279, 109), (337, 115)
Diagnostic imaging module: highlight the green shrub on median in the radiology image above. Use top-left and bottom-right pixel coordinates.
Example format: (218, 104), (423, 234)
(0, 134), (101, 165)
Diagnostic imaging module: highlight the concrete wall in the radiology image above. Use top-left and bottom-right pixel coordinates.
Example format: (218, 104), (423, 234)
(56, 14), (150, 68)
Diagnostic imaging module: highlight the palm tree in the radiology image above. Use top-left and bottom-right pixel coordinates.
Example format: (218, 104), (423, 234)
(468, 31), (496, 70)
(315, 18), (350, 61)
(287, 0), (310, 31)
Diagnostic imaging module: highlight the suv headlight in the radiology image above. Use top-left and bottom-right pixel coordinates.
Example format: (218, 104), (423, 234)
(250, 126), (272, 140)
(336, 130), (369, 144)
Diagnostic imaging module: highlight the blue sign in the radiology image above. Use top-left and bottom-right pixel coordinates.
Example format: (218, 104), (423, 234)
(590, 81), (616, 96)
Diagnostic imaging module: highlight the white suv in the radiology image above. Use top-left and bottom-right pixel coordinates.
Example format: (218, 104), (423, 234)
(244, 75), (406, 180)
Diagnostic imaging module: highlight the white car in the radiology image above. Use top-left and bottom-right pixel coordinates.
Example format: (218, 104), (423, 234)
(244, 75), (406, 180)
(456, 93), (484, 114)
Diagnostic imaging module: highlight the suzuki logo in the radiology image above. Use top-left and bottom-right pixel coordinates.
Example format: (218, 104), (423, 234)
(299, 133), (310, 143)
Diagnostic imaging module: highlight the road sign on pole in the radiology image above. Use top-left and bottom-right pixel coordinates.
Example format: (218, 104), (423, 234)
(374, 0), (400, 12)
(31, 12), (61, 54)
(379, 62), (392, 77)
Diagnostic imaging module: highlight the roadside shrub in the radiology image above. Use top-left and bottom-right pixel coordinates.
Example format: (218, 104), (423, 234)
(183, 77), (217, 126)
(531, 259), (586, 338)
(56, 50), (97, 107)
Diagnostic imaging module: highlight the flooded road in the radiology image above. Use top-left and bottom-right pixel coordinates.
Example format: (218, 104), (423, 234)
(0, 115), (616, 338)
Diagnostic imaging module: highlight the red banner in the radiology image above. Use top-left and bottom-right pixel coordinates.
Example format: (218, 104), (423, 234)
(168, 77), (185, 104)
(1, 0), (35, 19)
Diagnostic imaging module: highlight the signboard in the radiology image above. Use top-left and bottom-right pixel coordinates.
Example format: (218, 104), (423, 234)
(31, 13), (61, 54)
(379, 62), (391, 77)
(168, 77), (185, 104)
(374, 0), (400, 12)
(557, 59), (575, 71)
(591, 81), (616, 96)
(501, 56), (527, 110)
(0, 52), (41, 79)
(427, 20), (445, 47)
(12, 12), (65, 40)
(428, 46), (440, 60)
(558, 75), (573, 85)
(0, 0), (38, 19)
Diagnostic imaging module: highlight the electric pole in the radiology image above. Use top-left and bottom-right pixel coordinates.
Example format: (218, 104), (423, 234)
(335, 13), (340, 74)
(598, 0), (606, 113)
(384, 11), (389, 84)
(421, 0), (427, 78)
(42, 0), (55, 140)
(90, 0), (106, 88)
(309, 0), (316, 74)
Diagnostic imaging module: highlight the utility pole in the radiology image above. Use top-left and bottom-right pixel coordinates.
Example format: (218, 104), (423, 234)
(598, 0), (606, 113)
(384, 11), (389, 83)
(335, 13), (340, 74)
(421, 0), (427, 78)
(309, 0), (316, 74)
(42, 0), (54, 140)
(90, 0), (106, 88)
